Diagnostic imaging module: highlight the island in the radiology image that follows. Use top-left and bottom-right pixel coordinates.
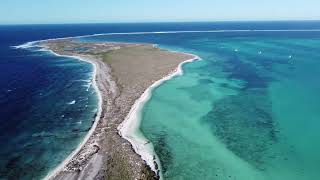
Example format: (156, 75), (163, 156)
(39, 39), (195, 180)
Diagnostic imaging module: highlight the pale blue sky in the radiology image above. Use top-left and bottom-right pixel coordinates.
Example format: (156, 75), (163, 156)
(1, 0), (320, 24)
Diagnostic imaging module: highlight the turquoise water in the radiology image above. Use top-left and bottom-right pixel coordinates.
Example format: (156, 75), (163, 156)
(2, 23), (320, 179)
(82, 32), (320, 179)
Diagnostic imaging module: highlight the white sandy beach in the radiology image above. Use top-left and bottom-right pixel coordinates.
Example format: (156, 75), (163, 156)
(118, 53), (200, 179)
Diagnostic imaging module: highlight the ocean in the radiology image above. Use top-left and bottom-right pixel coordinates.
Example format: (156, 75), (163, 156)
(1, 21), (320, 179)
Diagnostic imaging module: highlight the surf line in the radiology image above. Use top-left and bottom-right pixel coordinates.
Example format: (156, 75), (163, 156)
(12, 29), (320, 49)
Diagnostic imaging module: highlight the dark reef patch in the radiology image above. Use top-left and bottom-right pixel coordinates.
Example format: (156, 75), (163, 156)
(198, 78), (215, 84)
(153, 133), (173, 176)
(0, 155), (46, 180)
(222, 54), (274, 90)
(201, 89), (278, 169)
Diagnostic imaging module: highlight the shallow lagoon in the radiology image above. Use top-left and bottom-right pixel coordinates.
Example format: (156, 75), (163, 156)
(84, 32), (320, 179)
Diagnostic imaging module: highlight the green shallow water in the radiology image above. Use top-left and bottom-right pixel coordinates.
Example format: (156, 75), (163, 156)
(140, 37), (320, 180)
(80, 32), (320, 179)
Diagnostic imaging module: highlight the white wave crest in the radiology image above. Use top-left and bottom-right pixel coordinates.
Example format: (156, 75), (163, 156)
(67, 100), (76, 105)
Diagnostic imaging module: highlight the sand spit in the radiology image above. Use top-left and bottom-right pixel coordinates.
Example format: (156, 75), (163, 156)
(32, 39), (195, 180)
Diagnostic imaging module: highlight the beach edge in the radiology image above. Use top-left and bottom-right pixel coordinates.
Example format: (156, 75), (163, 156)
(14, 39), (200, 180)
(14, 41), (104, 180)
(117, 51), (200, 179)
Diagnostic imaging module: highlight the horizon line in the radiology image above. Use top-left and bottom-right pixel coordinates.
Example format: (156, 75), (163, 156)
(1, 19), (320, 26)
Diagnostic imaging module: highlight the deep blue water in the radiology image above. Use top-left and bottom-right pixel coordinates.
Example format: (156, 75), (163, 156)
(1, 21), (320, 179)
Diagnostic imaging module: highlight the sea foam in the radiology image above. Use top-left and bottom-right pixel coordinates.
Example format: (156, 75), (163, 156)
(67, 100), (76, 105)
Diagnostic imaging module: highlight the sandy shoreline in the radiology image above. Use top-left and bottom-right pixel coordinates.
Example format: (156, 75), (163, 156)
(118, 53), (199, 178)
(40, 51), (104, 180)
(16, 39), (197, 180)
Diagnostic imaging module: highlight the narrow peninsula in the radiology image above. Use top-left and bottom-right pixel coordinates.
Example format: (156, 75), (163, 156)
(40, 39), (195, 180)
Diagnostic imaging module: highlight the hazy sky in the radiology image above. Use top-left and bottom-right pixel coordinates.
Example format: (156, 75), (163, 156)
(1, 0), (320, 24)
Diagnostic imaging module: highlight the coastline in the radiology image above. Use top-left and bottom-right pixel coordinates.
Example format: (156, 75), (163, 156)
(117, 53), (199, 179)
(40, 50), (104, 180)
(15, 38), (198, 180)
(14, 42), (109, 180)
(8, 26), (320, 180)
